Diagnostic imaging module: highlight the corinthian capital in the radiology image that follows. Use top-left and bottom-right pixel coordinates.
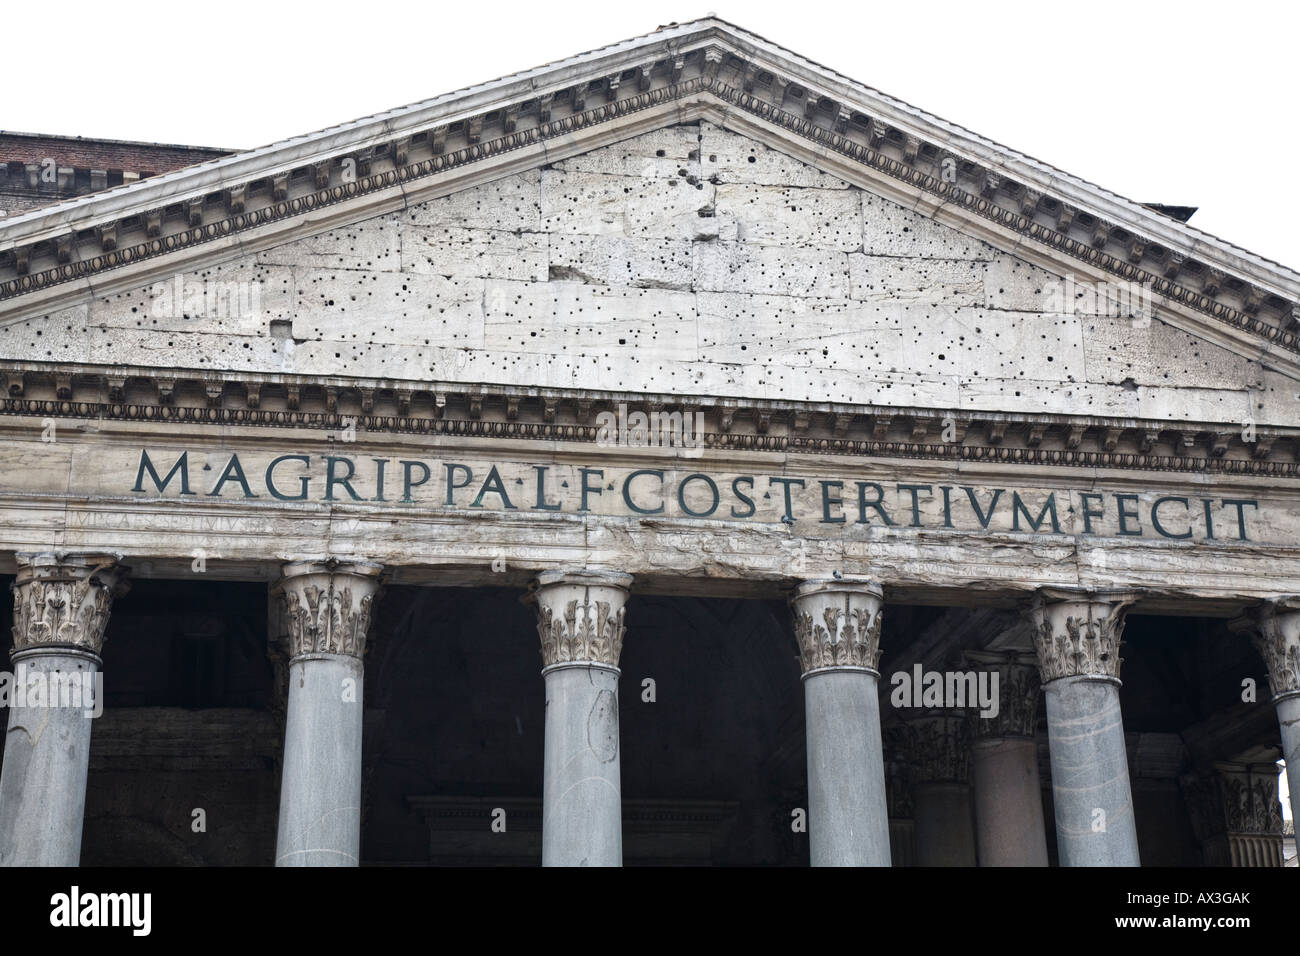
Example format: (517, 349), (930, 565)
(897, 713), (971, 784)
(1233, 597), (1300, 701)
(277, 559), (383, 659)
(530, 570), (632, 670)
(12, 552), (127, 656)
(1217, 763), (1285, 836)
(964, 650), (1040, 738)
(789, 578), (883, 676)
(1028, 587), (1137, 683)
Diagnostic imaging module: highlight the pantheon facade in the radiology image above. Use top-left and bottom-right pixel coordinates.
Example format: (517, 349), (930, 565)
(0, 18), (1297, 867)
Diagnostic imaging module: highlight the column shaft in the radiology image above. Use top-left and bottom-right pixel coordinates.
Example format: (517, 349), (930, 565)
(542, 664), (622, 866)
(804, 669), (890, 866)
(531, 569), (632, 867)
(1031, 588), (1140, 867)
(966, 650), (1048, 866)
(900, 713), (975, 867)
(0, 649), (100, 865)
(792, 578), (890, 866)
(971, 737), (1049, 866)
(914, 783), (976, 866)
(1042, 677), (1138, 865)
(0, 553), (123, 867)
(1242, 599), (1300, 826)
(276, 653), (365, 866)
(274, 560), (381, 867)
(1275, 695), (1300, 821)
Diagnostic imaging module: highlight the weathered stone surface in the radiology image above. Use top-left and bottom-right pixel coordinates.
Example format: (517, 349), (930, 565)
(551, 126), (697, 179)
(547, 234), (692, 289)
(701, 122), (851, 189)
(530, 570), (631, 866)
(275, 653), (365, 866)
(482, 280), (697, 362)
(1083, 316), (1257, 390)
(405, 171), (542, 231)
(1042, 676), (1140, 866)
(791, 579), (890, 866)
(290, 269), (484, 348)
(849, 255), (985, 306)
(714, 183), (861, 250)
(274, 560), (381, 867)
(401, 225), (548, 282)
(693, 241), (849, 298)
(971, 737), (1049, 866)
(257, 218), (403, 273)
(861, 191), (989, 259)
(5, 122), (1281, 424)
(0, 649), (101, 865)
(95, 260), (297, 333)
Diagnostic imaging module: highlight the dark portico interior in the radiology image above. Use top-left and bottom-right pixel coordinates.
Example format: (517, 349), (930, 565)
(0, 576), (1284, 865)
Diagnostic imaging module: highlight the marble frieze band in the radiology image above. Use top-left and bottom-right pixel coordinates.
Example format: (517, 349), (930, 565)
(129, 447), (1268, 542)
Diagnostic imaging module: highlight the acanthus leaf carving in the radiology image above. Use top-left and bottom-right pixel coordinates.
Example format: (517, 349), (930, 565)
(279, 561), (382, 659)
(531, 572), (631, 669)
(12, 553), (127, 656)
(790, 581), (883, 675)
(536, 597), (625, 668)
(1029, 590), (1134, 682)
(894, 713), (971, 785)
(1215, 765), (1284, 835)
(965, 651), (1040, 738)
(1240, 599), (1300, 700)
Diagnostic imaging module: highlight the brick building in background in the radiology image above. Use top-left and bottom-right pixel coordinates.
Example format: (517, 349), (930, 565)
(0, 132), (232, 217)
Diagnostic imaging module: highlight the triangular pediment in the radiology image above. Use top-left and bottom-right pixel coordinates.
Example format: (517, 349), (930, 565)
(0, 18), (1296, 438)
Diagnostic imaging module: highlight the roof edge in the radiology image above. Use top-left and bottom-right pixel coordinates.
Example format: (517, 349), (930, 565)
(0, 17), (1295, 328)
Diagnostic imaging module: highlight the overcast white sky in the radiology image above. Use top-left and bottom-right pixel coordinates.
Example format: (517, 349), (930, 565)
(7, 1), (1297, 267)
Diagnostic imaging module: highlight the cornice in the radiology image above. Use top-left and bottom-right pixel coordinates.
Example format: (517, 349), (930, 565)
(1, 362), (1299, 478)
(0, 21), (1296, 360)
